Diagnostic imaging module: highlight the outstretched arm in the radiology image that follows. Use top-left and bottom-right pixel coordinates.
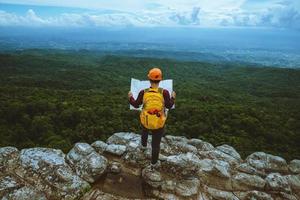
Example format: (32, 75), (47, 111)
(128, 90), (144, 108)
(163, 90), (176, 109)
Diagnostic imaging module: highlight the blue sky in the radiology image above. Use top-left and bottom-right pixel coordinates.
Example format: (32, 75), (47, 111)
(0, 0), (299, 29)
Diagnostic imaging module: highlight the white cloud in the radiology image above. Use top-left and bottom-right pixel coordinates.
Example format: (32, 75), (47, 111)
(0, 0), (299, 29)
(0, 9), (47, 26)
(259, 2), (300, 29)
(0, 0), (249, 12)
(218, 1), (300, 29)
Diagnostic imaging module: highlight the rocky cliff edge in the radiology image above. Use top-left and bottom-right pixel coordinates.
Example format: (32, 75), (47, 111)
(1, 132), (300, 200)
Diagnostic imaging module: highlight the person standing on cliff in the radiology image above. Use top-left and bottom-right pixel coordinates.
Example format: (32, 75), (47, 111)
(128, 68), (176, 169)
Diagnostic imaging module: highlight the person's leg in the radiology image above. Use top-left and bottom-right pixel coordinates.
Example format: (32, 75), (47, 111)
(141, 126), (148, 147)
(151, 127), (164, 164)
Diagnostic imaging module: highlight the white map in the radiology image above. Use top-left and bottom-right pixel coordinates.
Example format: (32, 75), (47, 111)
(130, 78), (174, 110)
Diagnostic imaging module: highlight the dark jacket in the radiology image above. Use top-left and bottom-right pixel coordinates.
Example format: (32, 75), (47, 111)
(129, 88), (175, 109)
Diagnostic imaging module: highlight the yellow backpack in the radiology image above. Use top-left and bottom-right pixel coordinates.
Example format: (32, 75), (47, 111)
(140, 87), (166, 130)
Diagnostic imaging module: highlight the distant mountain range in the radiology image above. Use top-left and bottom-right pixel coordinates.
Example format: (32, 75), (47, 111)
(0, 27), (300, 68)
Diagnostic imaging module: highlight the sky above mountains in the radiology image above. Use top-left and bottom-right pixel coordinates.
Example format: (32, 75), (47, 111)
(0, 0), (299, 29)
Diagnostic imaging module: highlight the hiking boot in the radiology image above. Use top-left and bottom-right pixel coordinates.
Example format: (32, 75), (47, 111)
(138, 141), (147, 149)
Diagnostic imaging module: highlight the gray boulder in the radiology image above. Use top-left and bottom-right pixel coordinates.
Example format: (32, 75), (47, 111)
(122, 147), (148, 167)
(16, 147), (90, 199)
(246, 152), (288, 173)
(212, 160), (231, 178)
(67, 143), (108, 183)
(66, 143), (94, 166)
(2, 185), (47, 200)
(175, 178), (200, 197)
(198, 158), (214, 170)
(232, 172), (266, 191)
(142, 166), (162, 188)
(286, 174), (300, 192)
(161, 135), (198, 155)
(198, 192), (211, 200)
(170, 141), (198, 154)
(198, 159), (231, 178)
(236, 163), (266, 177)
(235, 190), (273, 200)
(81, 188), (149, 200)
(206, 187), (239, 200)
(265, 173), (291, 193)
(199, 149), (241, 166)
(276, 192), (298, 200)
(105, 144), (126, 156)
(165, 152), (201, 175)
(0, 147), (19, 173)
(159, 142), (174, 156)
(197, 159), (233, 191)
(2, 132), (300, 200)
(148, 189), (181, 200)
(19, 147), (66, 170)
(106, 132), (140, 146)
(289, 160), (300, 174)
(161, 180), (176, 192)
(91, 141), (108, 154)
(0, 175), (22, 198)
(165, 135), (188, 143)
(216, 144), (242, 161)
(188, 138), (214, 151)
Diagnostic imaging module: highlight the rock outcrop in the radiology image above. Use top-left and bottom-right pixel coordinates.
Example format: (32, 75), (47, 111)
(1, 132), (300, 200)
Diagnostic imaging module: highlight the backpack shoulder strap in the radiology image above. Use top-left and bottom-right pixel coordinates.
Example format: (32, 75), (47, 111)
(158, 87), (163, 94)
(158, 88), (165, 105)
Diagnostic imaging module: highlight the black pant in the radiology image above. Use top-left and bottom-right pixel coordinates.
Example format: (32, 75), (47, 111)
(141, 126), (164, 164)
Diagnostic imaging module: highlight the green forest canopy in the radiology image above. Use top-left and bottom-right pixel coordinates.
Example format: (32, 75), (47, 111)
(0, 50), (299, 160)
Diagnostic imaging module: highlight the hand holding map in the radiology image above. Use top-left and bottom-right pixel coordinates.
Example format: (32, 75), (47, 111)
(129, 78), (174, 110)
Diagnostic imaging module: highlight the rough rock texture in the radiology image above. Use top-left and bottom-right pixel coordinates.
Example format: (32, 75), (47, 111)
(289, 160), (300, 174)
(66, 143), (108, 183)
(1, 185), (47, 200)
(232, 172), (266, 191)
(246, 152), (289, 173)
(91, 141), (108, 154)
(105, 144), (127, 156)
(0, 147), (19, 174)
(1, 132), (300, 200)
(235, 190), (273, 200)
(1, 147), (90, 200)
(265, 173), (291, 193)
(286, 174), (300, 193)
(82, 189), (155, 200)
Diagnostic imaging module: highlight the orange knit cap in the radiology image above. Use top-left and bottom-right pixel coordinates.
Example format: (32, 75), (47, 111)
(148, 68), (162, 81)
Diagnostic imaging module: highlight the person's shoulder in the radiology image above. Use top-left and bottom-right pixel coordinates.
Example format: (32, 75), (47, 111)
(162, 89), (170, 95)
